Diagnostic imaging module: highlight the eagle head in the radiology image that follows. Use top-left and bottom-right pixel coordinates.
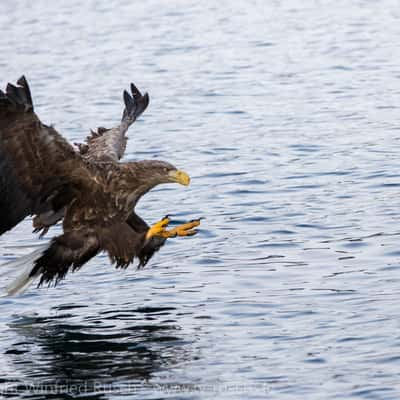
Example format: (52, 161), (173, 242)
(138, 160), (190, 187)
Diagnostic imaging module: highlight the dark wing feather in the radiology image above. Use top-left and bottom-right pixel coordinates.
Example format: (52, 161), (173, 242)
(0, 76), (84, 235)
(33, 211), (166, 286)
(76, 83), (149, 162)
(137, 236), (166, 267)
(97, 223), (147, 268)
(30, 231), (100, 286)
(32, 223), (147, 285)
(1, 76), (33, 112)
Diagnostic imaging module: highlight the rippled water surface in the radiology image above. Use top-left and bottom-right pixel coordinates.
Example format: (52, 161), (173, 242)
(1, 1), (400, 399)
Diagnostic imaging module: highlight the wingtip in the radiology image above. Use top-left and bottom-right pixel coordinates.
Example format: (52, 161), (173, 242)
(121, 83), (149, 123)
(123, 90), (134, 112)
(143, 92), (150, 107)
(3, 76), (33, 112)
(130, 82), (142, 98)
(17, 75), (27, 87)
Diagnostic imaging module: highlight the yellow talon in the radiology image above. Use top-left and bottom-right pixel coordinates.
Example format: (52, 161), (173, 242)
(146, 218), (201, 240)
(146, 215), (171, 239)
(168, 219), (201, 237)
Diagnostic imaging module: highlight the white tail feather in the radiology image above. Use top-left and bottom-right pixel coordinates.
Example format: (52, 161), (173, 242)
(2, 244), (49, 296)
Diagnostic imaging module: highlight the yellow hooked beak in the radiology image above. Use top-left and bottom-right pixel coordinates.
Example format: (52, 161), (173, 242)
(168, 169), (190, 186)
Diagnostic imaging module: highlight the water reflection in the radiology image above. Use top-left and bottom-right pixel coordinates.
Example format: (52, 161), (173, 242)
(4, 305), (190, 399)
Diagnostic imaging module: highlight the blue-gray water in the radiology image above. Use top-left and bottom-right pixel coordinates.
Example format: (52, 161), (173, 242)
(1, 1), (400, 399)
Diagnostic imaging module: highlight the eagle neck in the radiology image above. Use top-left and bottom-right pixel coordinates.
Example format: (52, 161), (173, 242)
(127, 180), (160, 210)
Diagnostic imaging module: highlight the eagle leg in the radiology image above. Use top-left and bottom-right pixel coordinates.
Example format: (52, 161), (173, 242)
(145, 215), (171, 239)
(146, 218), (201, 239)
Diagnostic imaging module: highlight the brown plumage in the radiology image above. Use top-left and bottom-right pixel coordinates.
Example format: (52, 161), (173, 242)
(0, 77), (199, 294)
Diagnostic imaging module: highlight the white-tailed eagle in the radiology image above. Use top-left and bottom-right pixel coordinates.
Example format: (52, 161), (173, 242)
(0, 77), (200, 295)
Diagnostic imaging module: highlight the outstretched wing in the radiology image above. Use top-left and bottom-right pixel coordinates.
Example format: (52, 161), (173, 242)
(0, 76), (85, 235)
(77, 83), (149, 163)
(25, 223), (146, 287)
(31, 215), (164, 287)
(5, 212), (168, 293)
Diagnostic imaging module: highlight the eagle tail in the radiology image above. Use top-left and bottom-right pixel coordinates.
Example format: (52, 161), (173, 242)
(3, 244), (49, 296)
